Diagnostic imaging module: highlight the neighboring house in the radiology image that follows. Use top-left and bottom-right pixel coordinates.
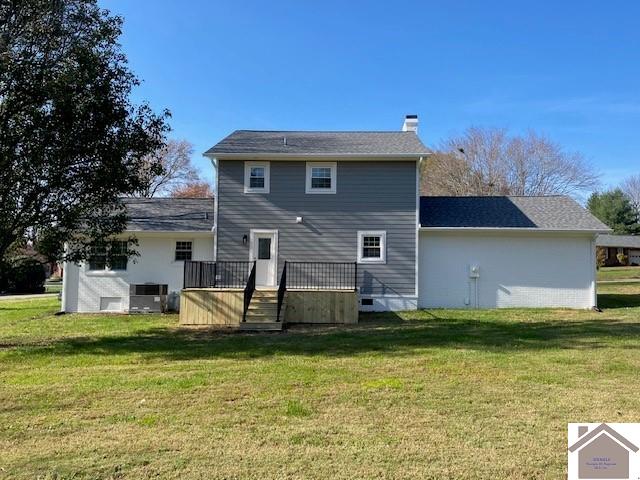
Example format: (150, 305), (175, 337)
(62, 115), (610, 317)
(62, 198), (214, 313)
(596, 234), (640, 266)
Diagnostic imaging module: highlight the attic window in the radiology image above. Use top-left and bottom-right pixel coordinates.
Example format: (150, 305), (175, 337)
(306, 162), (336, 194)
(244, 161), (270, 193)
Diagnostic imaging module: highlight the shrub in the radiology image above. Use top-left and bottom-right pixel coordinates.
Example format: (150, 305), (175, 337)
(617, 253), (629, 266)
(6, 258), (46, 293)
(596, 247), (607, 268)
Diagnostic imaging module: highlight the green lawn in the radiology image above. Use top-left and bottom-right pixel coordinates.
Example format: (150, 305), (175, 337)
(1, 285), (640, 479)
(597, 265), (640, 281)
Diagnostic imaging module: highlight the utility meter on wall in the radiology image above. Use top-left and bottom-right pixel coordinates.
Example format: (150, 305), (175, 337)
(469, 265), (480, 278)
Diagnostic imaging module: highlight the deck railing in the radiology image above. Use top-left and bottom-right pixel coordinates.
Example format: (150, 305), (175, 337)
(183, 260), (254, 288)
(285, 262), (358, 291)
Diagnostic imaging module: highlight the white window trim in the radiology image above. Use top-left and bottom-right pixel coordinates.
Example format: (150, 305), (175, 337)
(174, 239), (194, 263)
(357, 230), (387, 264)
(244, 161), (270, 194)
(86, 240), (128, 272)
(306, 162), (337, 194)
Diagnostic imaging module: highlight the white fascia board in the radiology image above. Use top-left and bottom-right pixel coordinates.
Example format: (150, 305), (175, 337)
(419, 226), (610, 235)
(123, 230), (215, 237)
(206, 152), (429, 161)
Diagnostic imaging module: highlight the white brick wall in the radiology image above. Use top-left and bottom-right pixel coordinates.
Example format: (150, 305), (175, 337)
(63, 232), (214, 313)
(418, 231), (596, 309)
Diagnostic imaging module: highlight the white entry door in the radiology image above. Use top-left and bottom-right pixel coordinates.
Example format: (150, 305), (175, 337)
(250, 230), (277, 287)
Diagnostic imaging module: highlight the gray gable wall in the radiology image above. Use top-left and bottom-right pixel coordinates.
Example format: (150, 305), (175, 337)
(216, 160), (417, 296)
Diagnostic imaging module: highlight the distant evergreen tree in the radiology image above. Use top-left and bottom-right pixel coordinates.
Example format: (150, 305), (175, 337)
(587, 189), (640, 234)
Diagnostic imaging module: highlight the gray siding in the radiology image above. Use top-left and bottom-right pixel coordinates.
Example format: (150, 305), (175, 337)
(217, 160), (417, 296)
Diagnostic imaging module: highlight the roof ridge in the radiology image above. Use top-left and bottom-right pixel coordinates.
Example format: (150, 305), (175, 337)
(233, 129), (419, 134)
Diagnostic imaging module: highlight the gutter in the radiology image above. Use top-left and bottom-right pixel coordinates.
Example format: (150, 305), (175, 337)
(419, 226), (612, 234)
(206, 152), (430, 161)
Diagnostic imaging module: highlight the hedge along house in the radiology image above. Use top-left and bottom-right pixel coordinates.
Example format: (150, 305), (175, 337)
(62, 198), (214, 313)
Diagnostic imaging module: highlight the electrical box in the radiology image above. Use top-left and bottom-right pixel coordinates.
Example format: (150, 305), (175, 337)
(469, 265), (480, 278)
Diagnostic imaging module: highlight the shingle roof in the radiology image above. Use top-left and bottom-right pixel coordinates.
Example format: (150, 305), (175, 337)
(205, 130), (430, 157)
(121, 198), (214, 232)
(420, 196), (610, 231)
(596, 234), (640, 248)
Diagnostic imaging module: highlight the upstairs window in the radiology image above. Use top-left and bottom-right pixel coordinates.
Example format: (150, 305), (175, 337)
(244, 161), (270, 193)
(306, 162), (336, 194)
(357, 231), (386, 264)
(88, 241), (128, 271)
(175, 241), (193, 261)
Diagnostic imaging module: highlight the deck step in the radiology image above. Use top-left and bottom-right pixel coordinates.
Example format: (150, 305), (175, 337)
(239, 322), (284, 331)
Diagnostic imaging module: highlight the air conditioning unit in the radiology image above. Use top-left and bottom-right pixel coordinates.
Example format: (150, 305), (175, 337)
(129, 283), (168, 313)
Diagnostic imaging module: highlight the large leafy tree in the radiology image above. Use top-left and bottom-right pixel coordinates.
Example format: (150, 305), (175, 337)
(0, 0), (169, 272)
(587, 189), (640, 234)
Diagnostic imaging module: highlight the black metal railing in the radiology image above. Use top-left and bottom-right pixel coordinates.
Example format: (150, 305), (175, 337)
(183, 260), (254, 288)
(243, 261), (256, 322)
(276, 261), (288, 322)
(285, 262), (357, 291)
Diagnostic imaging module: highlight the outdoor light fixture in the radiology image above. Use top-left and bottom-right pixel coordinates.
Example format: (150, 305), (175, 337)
(242, 234), (248, 245)
(296, 216), (303, 224)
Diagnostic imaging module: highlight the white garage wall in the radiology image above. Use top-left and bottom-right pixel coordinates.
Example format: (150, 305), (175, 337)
(419, 231), (596, 309)
(63, 232), (214, 313)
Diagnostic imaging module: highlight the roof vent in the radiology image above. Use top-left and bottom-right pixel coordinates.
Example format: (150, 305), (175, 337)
(402, 114), (418, 133)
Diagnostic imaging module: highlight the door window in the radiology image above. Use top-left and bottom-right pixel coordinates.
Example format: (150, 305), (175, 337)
(258, 238), (271, 259)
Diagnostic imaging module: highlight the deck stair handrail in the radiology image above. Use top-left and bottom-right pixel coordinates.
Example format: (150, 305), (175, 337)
(276, 261), (287, 322)
(243, 261), (257, 322)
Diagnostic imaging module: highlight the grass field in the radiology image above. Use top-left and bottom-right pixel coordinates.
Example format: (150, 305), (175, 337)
(597, 265), (640, 281)
(1, 284), (640, 479)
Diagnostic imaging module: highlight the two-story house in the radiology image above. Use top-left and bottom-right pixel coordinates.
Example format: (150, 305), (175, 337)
(206, 115), (426, 313)
(62, 115), (610, 329)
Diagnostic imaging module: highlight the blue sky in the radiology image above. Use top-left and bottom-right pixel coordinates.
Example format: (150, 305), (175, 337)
(101, 0), (639, 190)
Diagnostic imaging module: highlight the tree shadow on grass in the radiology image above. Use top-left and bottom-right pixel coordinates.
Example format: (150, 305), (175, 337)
(598, 294), (640, 309)
(5, 311), (640, 361)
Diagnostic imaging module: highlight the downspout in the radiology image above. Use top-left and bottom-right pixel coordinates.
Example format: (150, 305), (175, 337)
(415, 156), (423, 301)
(61, 242), (68, 312)
(591, 235), (597, 308)
(206, 154), (219, 262)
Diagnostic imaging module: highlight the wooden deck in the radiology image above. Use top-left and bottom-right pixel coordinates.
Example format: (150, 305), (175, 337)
(284, 290), (358, 324)
(179, 288), (358, 326)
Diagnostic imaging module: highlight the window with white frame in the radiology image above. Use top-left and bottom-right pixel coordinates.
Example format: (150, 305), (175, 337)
(357, 231), (386, 264)
(244, 161), (270, 193)
(306, 162), (336, 194)
(88, 240), (128, 271)
(175, 241), (193, 261)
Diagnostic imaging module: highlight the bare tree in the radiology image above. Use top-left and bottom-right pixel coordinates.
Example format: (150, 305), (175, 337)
(170, 180), (214, 198)
(133, 139), (197, 197)
(621, 174), (640, 215)
(421, 127), (599, 198)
